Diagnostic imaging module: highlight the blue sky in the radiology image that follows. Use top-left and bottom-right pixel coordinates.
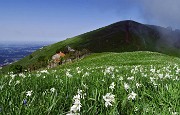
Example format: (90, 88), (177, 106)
(0, 0), (179, 42)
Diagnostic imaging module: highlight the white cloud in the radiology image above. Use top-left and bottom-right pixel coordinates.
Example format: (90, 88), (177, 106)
(139, 0), (180, 29)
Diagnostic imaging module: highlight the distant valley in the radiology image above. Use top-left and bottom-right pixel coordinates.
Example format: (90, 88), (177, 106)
(0, 42), (53, 67)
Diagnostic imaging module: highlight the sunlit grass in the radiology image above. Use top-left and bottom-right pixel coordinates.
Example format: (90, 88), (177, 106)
(0, 51), (179, 115)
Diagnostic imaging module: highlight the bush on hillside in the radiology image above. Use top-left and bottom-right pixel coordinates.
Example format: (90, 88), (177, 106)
(9, 64), (23, 74)
(29, 54), (33, 59)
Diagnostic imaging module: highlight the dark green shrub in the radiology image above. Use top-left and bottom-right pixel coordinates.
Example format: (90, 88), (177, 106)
(9, 65), (23, 74)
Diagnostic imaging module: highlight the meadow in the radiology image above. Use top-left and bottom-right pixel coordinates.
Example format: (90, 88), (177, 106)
(0, 51), (179, 115)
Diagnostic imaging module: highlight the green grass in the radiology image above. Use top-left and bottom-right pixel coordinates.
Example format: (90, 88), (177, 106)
(0, 51), (179, 115)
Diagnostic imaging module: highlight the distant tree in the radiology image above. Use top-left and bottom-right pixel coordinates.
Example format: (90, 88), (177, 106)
(38, 55), (48, 67)
(9, 65), (23, 74)
(56, 49), (61, 53)
(74, 50), (81, 59)
(38, 55), (46, 62)
(81, 49), (90, 55)
(29, 54), (33, 59)
(23, 66), (28, 72)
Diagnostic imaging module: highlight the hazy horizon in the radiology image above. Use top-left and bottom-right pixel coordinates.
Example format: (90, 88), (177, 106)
(0, 0), (180, 42)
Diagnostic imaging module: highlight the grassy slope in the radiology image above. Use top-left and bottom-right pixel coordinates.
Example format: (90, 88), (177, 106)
(1, 20), (161, 73)
(64, 51), (180, 67)
(0, 51), (179, 114)
(2, 20), (180, 73)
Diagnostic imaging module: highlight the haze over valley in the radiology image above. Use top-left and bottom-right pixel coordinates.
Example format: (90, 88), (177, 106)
(0, 41), (53, 67)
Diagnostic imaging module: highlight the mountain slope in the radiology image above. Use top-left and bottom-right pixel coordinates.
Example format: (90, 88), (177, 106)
(2, 20), (180, 73)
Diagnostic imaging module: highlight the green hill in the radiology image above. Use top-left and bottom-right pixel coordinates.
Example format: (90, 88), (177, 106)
(0, 51), (179, 114)
(2, 20), (180, 73)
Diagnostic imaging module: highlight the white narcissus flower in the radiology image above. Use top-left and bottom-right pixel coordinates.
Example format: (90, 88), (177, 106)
(40, 70), (49, 74)
(77, 70), (81, 74)
(118, 76), (123, 81)
(136, 83), (141, 88)
(127, 76), (134, 80)
(103, 93), (115, 107)
(68, 93), (82, 113)
(76, 67), (80, 70)
(77, 89), (82, 95)
(10, 74), (16, 79)
(36, 74), (41, 77)
(150, 68), (156, 73)
(176, 68), (180, 74)
(104, 66), (114, 75)
(128, 91), (137, 100)
(70, 101), (82, 112)
(66, 72), (72, 77)
(156, 70), (160, 73)
(165, 73), (171, 79)
(19, 73), (26, 78)
(50, 87), (55, 93)
(26, 90), (33, 97)
(16, 80), (20, 84)
(68, 89), (84, 114)
(109, 82), (115, 90)
(73, 94), (81, 100)
(82, 72), (89, 77)
(124, 83), (130, 91)
(172, 112), (178, 115)
(150, 77), (155, 82)
(158, 74), (163, 79)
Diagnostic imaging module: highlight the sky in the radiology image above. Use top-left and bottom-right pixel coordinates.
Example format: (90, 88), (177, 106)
(0, 0), (180, 42)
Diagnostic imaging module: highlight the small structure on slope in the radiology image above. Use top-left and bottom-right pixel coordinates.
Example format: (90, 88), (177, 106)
(48, 46), (90, 68)
(48, 50), (66, 68)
